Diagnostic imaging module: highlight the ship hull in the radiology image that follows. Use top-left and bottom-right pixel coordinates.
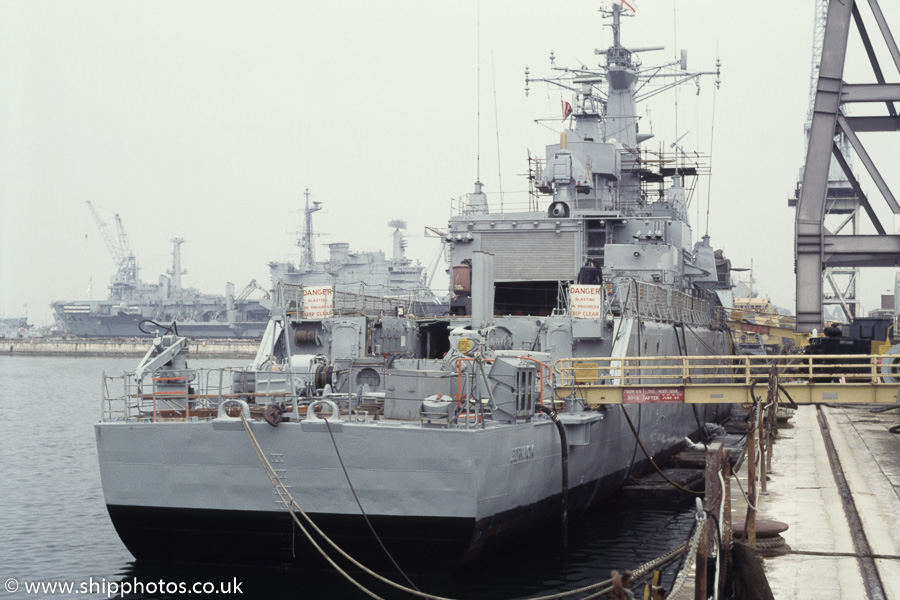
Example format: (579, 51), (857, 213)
(104, 473), (627, 573)
(97, 413), (726, 571)
(96, 321), (730, 571)
(54, 310), (268, 339)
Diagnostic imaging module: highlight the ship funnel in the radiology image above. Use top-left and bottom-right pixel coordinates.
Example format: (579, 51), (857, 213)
(560, 131), (568, 150)
(328, 243), (350, 266)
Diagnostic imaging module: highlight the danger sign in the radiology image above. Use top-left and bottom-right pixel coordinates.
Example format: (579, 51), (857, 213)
(302, 286), (334, 319)
(570, 284), (604, 319)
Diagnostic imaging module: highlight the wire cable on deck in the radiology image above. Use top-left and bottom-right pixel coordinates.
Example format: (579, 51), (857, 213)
(619, 405), (703, 496)
(240, 414), (390, 600)
(730, 471), (758, 512)
(775, 382), (799, 410)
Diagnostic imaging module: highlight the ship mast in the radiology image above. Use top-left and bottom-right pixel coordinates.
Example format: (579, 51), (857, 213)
(168, 238), (186, 294)
(300, 188), (322, 271)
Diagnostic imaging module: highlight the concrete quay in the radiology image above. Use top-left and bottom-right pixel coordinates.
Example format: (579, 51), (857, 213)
(762, 405), (900, 599)
(3, 337), (257, 358)
(666, 402), (898, 600)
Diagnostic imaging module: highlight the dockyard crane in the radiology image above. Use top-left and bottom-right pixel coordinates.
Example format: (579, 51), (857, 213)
(86, 200), (139, 295)
(793, 0), (900, 331)
(790, 0), (862, 322)
(235, 280), (269, 301)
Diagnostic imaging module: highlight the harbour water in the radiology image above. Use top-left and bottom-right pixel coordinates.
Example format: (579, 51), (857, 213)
(0, 356), (697, 599)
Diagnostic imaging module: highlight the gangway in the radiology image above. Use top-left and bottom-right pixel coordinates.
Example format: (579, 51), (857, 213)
(554, 354), (900, 405)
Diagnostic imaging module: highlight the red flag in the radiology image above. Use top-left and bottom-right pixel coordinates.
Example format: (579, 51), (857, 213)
(561, 100), (573, 119)
(620, 0), (636, 13)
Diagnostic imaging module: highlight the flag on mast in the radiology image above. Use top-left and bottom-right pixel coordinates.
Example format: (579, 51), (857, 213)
(620, 0), (636, 13)
(561, 100), (573, 119)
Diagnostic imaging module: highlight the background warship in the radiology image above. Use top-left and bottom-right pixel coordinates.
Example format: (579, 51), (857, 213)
(51, 203), (271, 338)
(268, 189), (448, 317)
(96, 4), (737, 575)
(54, 194), (446, 338)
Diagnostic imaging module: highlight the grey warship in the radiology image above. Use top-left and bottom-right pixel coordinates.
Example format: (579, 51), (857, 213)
(268, 189), (447, 317)
(52, 204), (271, 338)
(54, 193), (444, 338)
(96, 5), (735, 573)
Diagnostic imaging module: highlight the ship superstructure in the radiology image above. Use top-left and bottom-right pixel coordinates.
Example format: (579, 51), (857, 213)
(446, 4), (730, 344)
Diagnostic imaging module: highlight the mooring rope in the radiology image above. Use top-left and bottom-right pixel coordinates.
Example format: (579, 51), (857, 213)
(240, 412), (702, 600)
(240, 414), (390, 600)
(322, 418), (421, 592)
(731, 460), (759, 512)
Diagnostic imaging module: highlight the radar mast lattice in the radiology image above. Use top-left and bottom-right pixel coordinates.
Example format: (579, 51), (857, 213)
(300, 188), (322, 271)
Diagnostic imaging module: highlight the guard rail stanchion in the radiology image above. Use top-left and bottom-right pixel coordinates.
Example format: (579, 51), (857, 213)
(748, 405), (757, 549)
(703, 442), (725, 600)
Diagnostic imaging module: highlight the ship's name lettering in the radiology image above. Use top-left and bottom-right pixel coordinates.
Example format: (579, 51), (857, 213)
(510, 445), (534, 463)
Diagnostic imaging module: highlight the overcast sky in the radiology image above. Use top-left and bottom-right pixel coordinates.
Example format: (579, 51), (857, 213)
(2, 0), (898, 326)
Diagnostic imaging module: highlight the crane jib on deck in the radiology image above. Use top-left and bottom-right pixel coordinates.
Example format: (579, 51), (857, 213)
(554, 354), (900, 405)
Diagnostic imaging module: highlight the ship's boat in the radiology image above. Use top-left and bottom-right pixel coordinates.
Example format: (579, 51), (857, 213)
(96, 5), (737, 574)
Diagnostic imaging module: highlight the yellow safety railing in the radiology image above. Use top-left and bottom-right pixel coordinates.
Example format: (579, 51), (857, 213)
(554, 354), (900, 405)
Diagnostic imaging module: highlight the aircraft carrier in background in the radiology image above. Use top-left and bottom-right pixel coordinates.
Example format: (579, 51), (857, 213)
(51, 204), (273, 339)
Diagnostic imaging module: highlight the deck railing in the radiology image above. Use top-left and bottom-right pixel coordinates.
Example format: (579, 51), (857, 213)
(277, 282), (433, 318)
(603, 280), (720, 328)
(100, 367), (304, 423)
(554, 353), (900, 405)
